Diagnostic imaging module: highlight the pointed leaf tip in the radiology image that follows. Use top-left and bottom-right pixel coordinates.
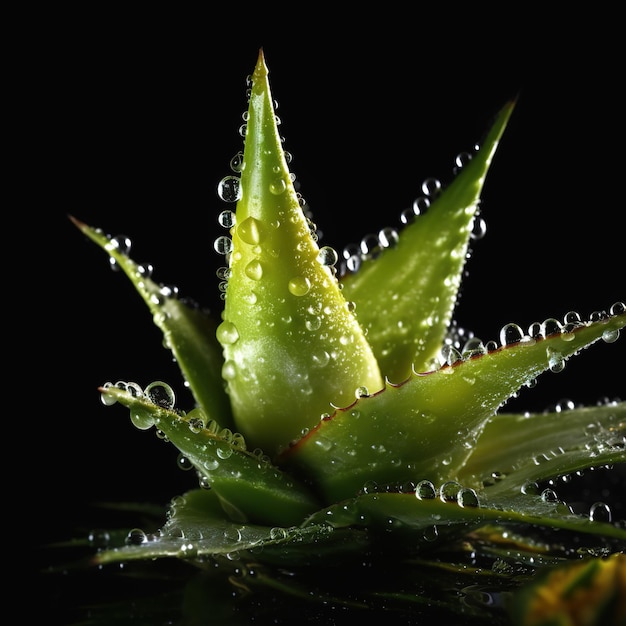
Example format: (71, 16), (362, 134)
(219, 52), (383, 456)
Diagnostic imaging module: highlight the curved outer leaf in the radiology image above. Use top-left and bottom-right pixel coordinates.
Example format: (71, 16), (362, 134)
(100, 384), (320, 526)
(340, 101), (515, 383)
(458, 401), (626, 495)
(71, 216), (234, 430)
(218, 49), (383, 456)
(93, 488), (366, 567)
(281, 311), (626, 504)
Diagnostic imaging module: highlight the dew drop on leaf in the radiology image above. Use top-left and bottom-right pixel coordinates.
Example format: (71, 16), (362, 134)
(217, 176), (242, 202)
(216, 442), (233, 460)
(130, 407), (155, 430)
(237, 216), (264, 245)
(602, 328), (620, 343)
(610, 301), (626, 315)
(542, 318), (563, 337)
(244, 259), (263, 281)
(421, 177), (441, 197)
(439, 481), (462, 502)
(415, 480), (436, 500)
(540, 488), (559, 503)
(214, 236), (233, 255)
(218, 210), (236, 229)
(144, 381), (175, 409)
(499, 323), (524, 347)
(318, 246), (338, 267)
(288, 275), (311, 296)
(176, 454), (194, 471)
(457, 487), (480, 508)
(589, 501), (612, 523)
(546, 347), (566, 373)
(269, 178), (287, 195)
(229, 151), (244, 173)
(216, 321), (240, 345)
(125, 528), (148, 545)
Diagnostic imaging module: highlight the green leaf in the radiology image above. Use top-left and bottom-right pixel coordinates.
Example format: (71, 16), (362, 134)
(340, 100), (515, 383)
(509, 553), (626, 626)
(100, 384), (320, 526)
(282, 310), (626, 503)
(305, 490), (626, 543)
(93, 488), (366, 568)
(218, 49), (383, 456)
(70, 216), (234, 430)
(457, 401), (626, 495)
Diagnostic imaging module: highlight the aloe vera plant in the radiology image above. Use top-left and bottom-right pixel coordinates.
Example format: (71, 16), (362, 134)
(66, 49), (625, 624)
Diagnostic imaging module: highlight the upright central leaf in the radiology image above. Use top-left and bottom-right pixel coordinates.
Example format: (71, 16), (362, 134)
(218, 50), (383, 456)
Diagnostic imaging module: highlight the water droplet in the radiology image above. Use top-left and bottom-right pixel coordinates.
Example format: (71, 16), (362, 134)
(230, 151), (245, 173)
(610, 301), (626, 315)
(125, 528), (148, 545)
(318, 246), (338, 267)
(378, 227), (399, 248)
(547, 347), (566, 373)
(412, 196), (431, 215)
(244, 259), (263, 281)
(188, 410), (206, 434)
(214, 235), (233, 255)
(355, 386), (370, 399)
(288, 275), (311, 296)
(237, 216), (264, 245)
(178, 542), (198, 559)
(87, 529), (111, 548)
(217, 176), (242, 202)
(500, 323), (524, 347)
(269, 527), (288, 540)
(177, 454), (194, 471)
(269, 178), (287, 194)
(521, 481), (540, 495)
(440, 344), (461, 366)
(421, 177), (441, 197)
(439, 481), (462, 502)
(542, 318), (563, 337)
(145, 381), (175, 409)
(470, 216), (487, 240)
(218, 210), (236, 229)
(415, 480), (436, 499)
(311, 350), (330, 368)
(540, 488), (559, 503)
(422, 525), (439, 541)
(130, 407), (155, 430)
(216, 442), (233, 459)
(602, 328), (620, 343)
(589, 501), (612, 523)
(457, 487), (480, 508)
(461, 337), (486, 359)
(222, 360), (236, 380)
(216, 320), (239, 345)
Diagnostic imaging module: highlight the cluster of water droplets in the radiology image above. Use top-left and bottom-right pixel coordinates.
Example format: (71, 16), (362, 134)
(436, 302), (625, 371)
(212, 78), (326, 300)
(338, 144), (484, 277)
(98, 379), (283, 495)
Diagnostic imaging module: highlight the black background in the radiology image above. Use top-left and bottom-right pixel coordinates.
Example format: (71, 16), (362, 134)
(20, 9), (624, 622)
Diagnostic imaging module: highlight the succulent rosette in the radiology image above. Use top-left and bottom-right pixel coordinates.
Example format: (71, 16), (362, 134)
(71, 50), (626, 623)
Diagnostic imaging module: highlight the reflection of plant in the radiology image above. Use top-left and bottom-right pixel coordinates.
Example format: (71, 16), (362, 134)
(71, 49), (625, 624)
